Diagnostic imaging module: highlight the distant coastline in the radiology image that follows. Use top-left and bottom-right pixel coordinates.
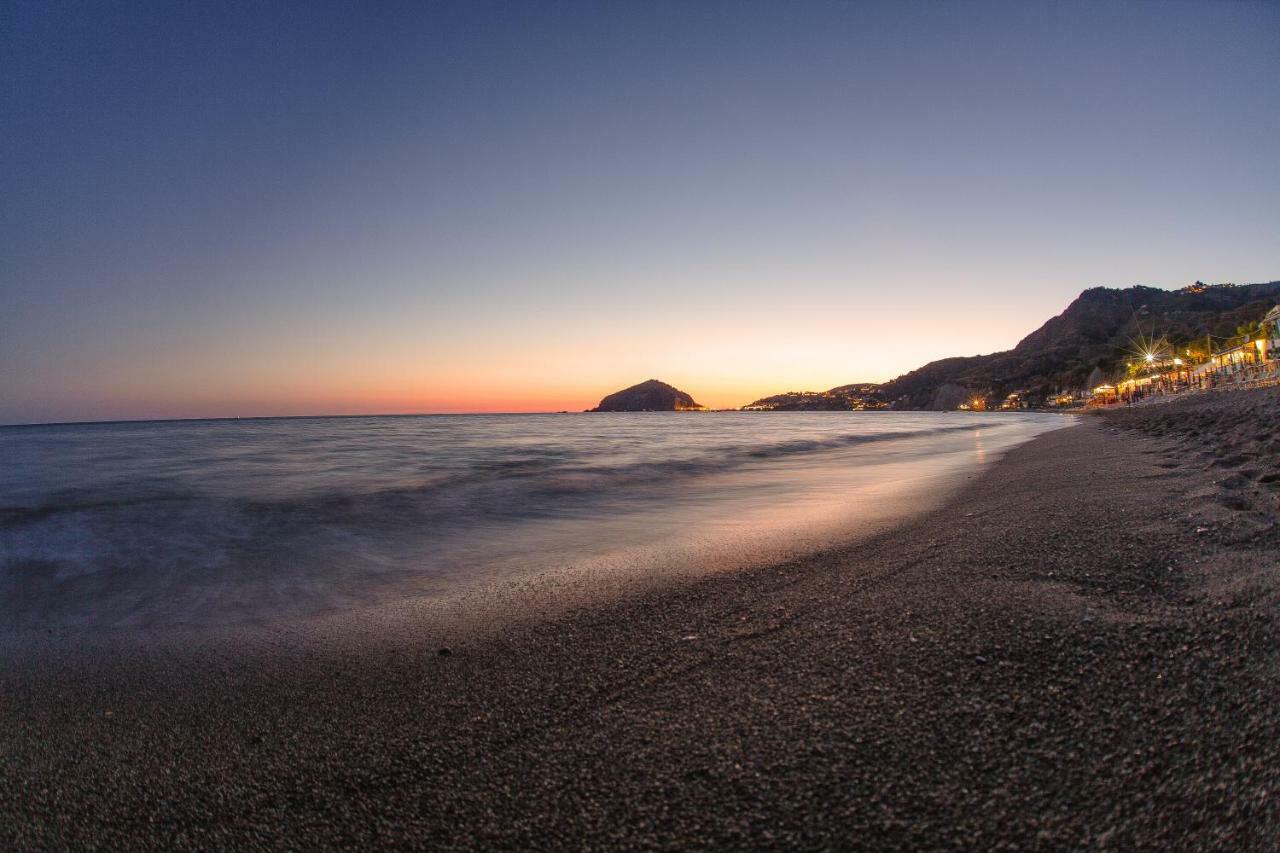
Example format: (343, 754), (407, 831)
(6, 279), (1276, 428)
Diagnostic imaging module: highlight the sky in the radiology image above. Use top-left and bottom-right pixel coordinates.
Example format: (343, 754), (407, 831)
(2, 0), (1278, 423)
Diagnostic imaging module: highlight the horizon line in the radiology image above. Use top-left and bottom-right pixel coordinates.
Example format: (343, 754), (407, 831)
(0, 409), (776, 429)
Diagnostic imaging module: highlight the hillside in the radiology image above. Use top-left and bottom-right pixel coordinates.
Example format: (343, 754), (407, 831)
(879, 281), (1280, 408)
(589, 379), (705, 412)
(738, 280), (1280, 411)
(743, 384), (884, 411)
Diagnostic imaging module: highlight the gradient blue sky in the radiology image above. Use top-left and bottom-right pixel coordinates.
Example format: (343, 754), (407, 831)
(3, 0), (1278, 423)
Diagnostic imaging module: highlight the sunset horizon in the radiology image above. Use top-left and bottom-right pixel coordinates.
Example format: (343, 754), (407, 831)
(5, 2), (1278, 425)
(6, 275), (1279, 425)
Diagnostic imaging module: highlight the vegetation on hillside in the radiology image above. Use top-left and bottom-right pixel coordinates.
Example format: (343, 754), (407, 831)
(879, 281), (1280, 409)
(743, 281), (1280, 411)
(743, 384), (884, 411)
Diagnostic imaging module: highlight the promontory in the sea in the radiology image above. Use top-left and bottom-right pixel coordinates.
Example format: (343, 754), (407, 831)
(589, 379), (706, 412)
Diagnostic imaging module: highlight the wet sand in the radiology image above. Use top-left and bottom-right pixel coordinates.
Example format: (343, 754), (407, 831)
(3, 394), (1279, 849)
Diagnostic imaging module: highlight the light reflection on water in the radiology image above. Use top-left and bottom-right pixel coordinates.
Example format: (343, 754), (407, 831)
(0, 412), (1068, 630)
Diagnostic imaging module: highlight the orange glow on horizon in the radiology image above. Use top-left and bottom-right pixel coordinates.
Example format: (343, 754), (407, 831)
(4, 295), (1059, 423)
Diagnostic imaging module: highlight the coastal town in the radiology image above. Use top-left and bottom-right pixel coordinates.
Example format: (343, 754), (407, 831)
(1081, 302), (1280, 408)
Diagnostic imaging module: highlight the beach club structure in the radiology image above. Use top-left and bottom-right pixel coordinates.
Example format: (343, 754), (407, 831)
(1089, 304), (1280, 407)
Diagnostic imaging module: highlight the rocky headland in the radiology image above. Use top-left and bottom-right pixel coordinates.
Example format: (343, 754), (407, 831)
(589, 379), (705, 412)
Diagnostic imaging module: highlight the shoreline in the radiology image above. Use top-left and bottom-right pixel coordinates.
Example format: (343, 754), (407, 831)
(3, 395), (1278, 848)
(1, 413), (1068, 656)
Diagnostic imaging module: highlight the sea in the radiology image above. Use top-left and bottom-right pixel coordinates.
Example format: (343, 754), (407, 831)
(0, 412), (1068, 631)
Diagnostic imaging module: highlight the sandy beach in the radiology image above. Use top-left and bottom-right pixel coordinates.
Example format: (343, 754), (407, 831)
(3, 391), (1279, 849)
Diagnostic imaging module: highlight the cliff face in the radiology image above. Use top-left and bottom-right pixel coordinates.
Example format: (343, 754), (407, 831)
(589, 379), (705, 412)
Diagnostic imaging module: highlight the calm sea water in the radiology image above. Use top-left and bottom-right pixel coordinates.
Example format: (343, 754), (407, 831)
(0, 412), (1067, 630)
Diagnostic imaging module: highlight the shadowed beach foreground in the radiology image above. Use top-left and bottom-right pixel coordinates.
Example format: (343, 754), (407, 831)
(4, 393), (1280, 848)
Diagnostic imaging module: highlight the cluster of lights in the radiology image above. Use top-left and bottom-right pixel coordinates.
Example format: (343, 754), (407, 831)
(1097, 320), (1276, 407)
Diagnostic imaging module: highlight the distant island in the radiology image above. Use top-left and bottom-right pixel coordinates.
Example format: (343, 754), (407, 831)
(589, 379), (706, 412)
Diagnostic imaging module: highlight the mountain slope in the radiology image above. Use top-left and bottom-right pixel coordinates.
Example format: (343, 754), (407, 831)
(880, 281), (1280, 408)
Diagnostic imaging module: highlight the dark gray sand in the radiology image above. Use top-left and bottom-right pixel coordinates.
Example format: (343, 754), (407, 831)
(4, 392), (1279, 849)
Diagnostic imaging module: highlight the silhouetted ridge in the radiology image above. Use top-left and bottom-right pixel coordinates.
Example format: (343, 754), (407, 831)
(744, 279), (1280, 410)
(878, 280), (1280, 408)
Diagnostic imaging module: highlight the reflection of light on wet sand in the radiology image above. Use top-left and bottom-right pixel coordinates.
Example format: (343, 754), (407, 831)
(973, 429), (986, 463)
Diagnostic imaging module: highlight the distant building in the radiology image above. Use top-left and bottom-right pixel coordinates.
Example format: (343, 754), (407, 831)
(999, 392), (1028, 411)
(1202, 339), (1266, 376)
(1088, 384), (1117, 406)
(1089, 304), (1280, 406)
(1049, 392), (1077, 408)
(1185, 305), (1277, 386)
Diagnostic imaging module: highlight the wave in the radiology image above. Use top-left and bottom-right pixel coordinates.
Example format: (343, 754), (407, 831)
(0, 423), (993, 528)
(0, 415), (1038, 628)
